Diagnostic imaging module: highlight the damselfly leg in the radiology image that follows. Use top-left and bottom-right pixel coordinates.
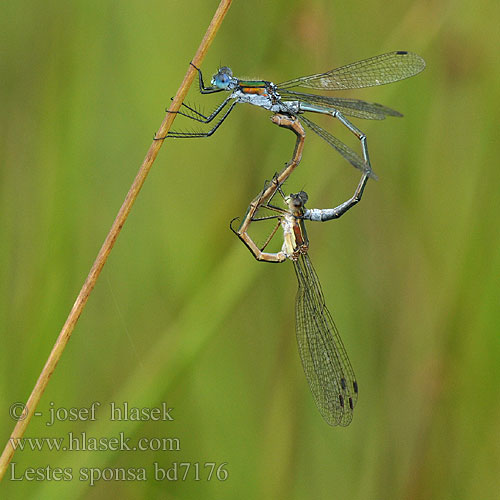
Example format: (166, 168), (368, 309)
(231, 113), (305, 261)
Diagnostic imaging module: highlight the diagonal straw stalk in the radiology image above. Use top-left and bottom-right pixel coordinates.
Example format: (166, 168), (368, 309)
(0, 0), (233, 481)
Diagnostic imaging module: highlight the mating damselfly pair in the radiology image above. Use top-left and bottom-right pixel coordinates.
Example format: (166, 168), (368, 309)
(163, 52), (425, 426)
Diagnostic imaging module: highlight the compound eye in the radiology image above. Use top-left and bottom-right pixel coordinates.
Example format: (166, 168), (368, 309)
(220, 66), (232, 77)
(212, 67), (233, 88)
(298, 191), (308, 204)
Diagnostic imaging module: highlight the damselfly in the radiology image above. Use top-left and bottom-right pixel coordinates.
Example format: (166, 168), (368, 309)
(231, 154), (368, 426)
(159, 51), (425, 178)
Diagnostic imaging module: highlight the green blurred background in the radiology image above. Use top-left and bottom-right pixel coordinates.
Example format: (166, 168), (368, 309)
(1, 0), (499, 498)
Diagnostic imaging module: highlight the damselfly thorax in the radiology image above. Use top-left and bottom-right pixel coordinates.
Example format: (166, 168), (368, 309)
(281, 192), (310, 261)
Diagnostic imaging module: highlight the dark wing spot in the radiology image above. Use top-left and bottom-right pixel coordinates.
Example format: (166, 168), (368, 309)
(341, 377), (347, 390)
(353, 380), (358, 394)
(396, 50), (408, 55)
(339, 394), (344, 408)
(349, 397), (354, 410)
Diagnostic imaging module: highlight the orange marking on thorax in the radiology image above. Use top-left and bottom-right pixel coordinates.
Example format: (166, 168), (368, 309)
(293, 224), (305, 246)
(241, 87), (268, 96)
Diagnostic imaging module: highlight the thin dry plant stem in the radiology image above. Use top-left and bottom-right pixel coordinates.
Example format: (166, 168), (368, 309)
(0, 0), (233, 481)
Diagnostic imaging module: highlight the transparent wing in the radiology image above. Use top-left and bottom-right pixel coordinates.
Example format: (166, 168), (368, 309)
(298, 116), (377, 179)
(294, 254), (358, 426)
(278, 51), (425, 90)
(280, 90), (403, 120)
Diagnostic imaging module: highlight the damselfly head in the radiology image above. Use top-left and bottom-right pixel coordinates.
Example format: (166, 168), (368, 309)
(286, 191), (308, 213)
(211, 67), (233, 89)
(290, 191), (308, 207)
